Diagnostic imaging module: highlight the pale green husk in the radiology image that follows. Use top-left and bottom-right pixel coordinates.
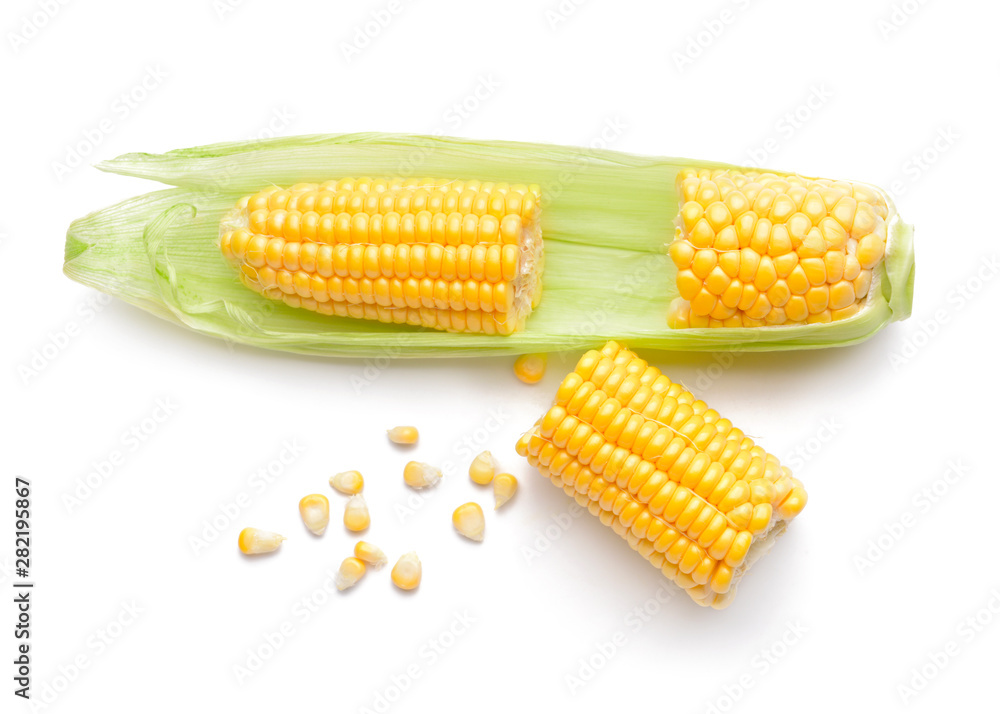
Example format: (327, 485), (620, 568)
(64, 133), (915, 357)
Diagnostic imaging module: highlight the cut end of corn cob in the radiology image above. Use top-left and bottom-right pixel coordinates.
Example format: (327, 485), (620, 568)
(515, 341), (807, 609)
(238, 527), (285, 555)
(404, 461), (442, 489)
(493, 473), (518, 509)
(452, 502), (486, 542)
(391, 552), (422, 590)
(353, 541), (388, 568)
(330, 470), (365, 495)
(469, 450), (498, 485)
(219, 178), (544, 335)
(344, 494), (371, 532)
(667, 168), (889, 328)
(336, 557), (367, 591)
(298, 494), (330, 535)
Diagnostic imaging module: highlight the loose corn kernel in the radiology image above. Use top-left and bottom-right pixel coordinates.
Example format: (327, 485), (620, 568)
(493, 473), (518, 509)
(353, 541), (388, 568)
(330, 470), (364, 495)
(469, 450), (498, 485)
(344, 494), (371, 531)
(335, 556), (367, 591)
(388, 426), (419, 445)
(404, 461), (442, 489)
(452, 502), (486, 542)
(238, 527), (285, 555)
(514, 353), (547, 384)
(391, 552), (422, 590)
(299, 494), (330, 535)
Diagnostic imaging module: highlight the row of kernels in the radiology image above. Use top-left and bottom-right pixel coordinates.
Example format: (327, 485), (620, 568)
(228, 231), (521, 284)
(244, 207), (527, 247)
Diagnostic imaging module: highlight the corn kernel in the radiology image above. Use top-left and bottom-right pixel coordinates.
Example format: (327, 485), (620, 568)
(514, 353), (547, 384)
(493, 473), (518, 509)
(238, 528), (285, 555)
(298, 494), (330, 536)
(469, 451), (498, 485)
(344, 494), (370, 531)
(391, 552), (422, 590)
(330, 470), (364, 495)
(404, 461), (442, 489)
(452, 502), (485, 542)
(353, 541), (388, 568)
(388, 426), (419, 444)
(335, 557), (367, 591)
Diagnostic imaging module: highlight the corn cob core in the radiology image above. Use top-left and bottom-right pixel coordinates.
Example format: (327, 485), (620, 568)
(668, 169), (889, 328)
(219, 178), (543, 335)
(515, 341), (807, 609)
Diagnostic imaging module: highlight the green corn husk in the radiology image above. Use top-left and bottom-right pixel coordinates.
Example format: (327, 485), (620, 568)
(64, 133), (915, 357)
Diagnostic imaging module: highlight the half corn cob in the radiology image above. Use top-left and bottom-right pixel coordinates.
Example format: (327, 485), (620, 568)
(668, 169), (889, 328)
(516, 341), (807, 609)
(219, 178), (543, 335)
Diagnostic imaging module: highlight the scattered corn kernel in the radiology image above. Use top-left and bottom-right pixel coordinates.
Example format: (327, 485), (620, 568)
(330, 470), (364, 495)
(387, 426), (419, 445)
(469, 450), (498, 485)
(452, 502), (485, 542)
(344, 494), (371, 531)
(353, 541), (388, 568)
(404, 461), (442, 489)
(238, 527), (285, 555)
(298, 494), (330, 535)
(514, 353), (547, 384)
(391, 552), (422, 590)
(335, 557), (367, 591)
(493, 473), (519, 509)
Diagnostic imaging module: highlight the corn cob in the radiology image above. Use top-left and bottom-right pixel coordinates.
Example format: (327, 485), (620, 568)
(668, 169), (889, 328)
(515, 341), (807, 609)
(219, 178), (543, 335)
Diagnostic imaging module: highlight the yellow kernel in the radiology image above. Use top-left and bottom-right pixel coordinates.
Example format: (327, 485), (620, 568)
(353, 541), (388, 568)
(469, 451), (498, 485)
(330, 470), (364, 495)
(493, 473), (518, 509)
(387, 426), (419, 444)
(335, 557), (366, 591)
(452, 502), (485, 542)
(404, 461), (442, 489)
(299, 494), (330, 535)
(238, 527), (285, 555)
(514, 353), (547, 384)
(343, 494), (370, 532)
(391, 552), (422, 590)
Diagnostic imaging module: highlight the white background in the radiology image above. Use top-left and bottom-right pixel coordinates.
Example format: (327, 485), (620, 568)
(4, 0), (999, 712)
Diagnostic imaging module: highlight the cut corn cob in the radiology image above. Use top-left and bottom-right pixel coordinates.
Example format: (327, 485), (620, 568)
(515, 341), (807, 609)
(668, 169), (889, 328)
(219, 178), (544, 335)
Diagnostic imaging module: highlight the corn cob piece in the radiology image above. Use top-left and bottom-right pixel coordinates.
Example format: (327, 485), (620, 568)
(219, 178), (544, 335)
(515, 341), (807, 609)
(668, 169), (889, 328)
